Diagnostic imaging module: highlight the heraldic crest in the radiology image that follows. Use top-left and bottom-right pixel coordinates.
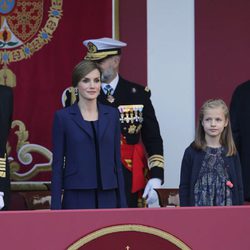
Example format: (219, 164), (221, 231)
(0, 0), (63, 193)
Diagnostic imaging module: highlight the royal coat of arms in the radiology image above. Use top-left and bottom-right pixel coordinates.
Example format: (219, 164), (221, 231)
(0, 0), (63, 207)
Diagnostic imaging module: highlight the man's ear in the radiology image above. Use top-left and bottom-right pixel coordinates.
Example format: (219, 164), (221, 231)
(113, 55), (121, 67)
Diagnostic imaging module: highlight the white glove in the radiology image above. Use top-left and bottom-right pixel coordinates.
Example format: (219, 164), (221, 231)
(142, 178), (161, 206)
(0, 192), (4, 210)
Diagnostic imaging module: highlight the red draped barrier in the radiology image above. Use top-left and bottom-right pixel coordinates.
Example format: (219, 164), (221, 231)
(0, 207), (249, 250)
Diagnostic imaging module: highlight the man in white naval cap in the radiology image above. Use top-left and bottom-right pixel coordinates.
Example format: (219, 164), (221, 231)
(81, 37), (165, 207)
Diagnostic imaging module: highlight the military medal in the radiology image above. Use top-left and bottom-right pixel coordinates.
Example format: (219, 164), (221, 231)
(107, 94), (115, 103)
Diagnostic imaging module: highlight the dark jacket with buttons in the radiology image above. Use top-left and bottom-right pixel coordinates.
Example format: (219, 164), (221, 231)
(179, 144), (244, 206)
(98, 76), (164, 181)
(0, 85), (13, 210)
(51, 103), (127, 209)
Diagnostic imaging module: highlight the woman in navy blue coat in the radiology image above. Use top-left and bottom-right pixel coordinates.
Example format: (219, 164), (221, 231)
(51, 60), (127, 209)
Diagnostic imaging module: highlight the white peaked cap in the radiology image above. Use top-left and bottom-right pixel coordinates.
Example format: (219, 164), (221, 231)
(83, 37), (127, 61)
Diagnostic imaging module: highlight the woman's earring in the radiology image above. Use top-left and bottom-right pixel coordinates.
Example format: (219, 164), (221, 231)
(75, 88), (79, 96)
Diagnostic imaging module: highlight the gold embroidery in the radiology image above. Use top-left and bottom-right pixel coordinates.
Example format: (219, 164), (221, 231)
(128, 125), (136, 134)
(124, 159), (132, 168)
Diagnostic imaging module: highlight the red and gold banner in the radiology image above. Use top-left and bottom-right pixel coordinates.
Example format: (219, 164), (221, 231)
(0, 0), (113, 182)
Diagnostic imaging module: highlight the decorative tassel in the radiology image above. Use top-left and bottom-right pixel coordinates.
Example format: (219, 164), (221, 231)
(0, 63), (16, 87)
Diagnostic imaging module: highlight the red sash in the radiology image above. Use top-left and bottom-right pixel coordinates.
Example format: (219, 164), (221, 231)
(121, 137), (147, 193)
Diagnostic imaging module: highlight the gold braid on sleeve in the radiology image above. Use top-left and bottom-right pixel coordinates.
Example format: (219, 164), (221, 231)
(0, 154), (7, 178)
(147, 154), (164, 170)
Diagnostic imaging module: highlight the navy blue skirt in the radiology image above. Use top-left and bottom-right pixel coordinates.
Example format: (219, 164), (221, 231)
(62, 189), (118, 209)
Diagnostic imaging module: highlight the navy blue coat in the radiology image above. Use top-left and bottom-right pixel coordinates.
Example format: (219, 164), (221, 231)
(179, 144), (244, 206)
(51, 102), (127, 209)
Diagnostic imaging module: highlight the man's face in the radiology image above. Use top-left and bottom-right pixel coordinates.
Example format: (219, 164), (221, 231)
(97, 56), (118, 83)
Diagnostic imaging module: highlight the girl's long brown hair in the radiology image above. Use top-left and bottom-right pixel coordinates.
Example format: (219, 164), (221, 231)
(194, 99), (236, 156)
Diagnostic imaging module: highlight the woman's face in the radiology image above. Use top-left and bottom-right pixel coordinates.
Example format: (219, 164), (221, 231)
(77, 69), (101, 101)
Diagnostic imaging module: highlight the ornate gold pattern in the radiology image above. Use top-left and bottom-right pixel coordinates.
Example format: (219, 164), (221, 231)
(0, 1), (62, 183)
(7, 1), (43, 42)
(11, 120), (29, 152)
(128, 124), (136, 134)
(67, 224), (191, 250)
(10, 144), (52, 181)
(0, 0), (63, 64)
(9, 120), (52, 181)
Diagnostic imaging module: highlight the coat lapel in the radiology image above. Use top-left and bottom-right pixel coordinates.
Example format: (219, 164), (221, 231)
(69, 103), (93, 138)
(98, 103), (110, 141)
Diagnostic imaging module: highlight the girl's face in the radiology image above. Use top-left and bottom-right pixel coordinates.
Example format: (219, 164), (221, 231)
(202, 107), (228, 139)
(77, 69), (101, 101)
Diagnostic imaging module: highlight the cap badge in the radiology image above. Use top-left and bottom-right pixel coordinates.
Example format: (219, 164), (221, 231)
(87, 42), (97, 53)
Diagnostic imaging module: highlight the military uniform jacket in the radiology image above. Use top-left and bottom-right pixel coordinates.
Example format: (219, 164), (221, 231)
(0, 85), (13, 208)
(98, 76), (164, 181)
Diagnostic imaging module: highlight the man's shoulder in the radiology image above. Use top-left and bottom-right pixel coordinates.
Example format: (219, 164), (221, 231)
(234, 80), (250, 93)
(119, 76), (150, 94)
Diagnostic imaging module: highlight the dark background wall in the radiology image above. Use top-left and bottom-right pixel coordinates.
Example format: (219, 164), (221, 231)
(119, 0), (147, 86)
(195, 0), (250, 112)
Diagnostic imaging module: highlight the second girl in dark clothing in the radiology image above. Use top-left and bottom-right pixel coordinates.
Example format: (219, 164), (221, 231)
(179, 99), (243, 207)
